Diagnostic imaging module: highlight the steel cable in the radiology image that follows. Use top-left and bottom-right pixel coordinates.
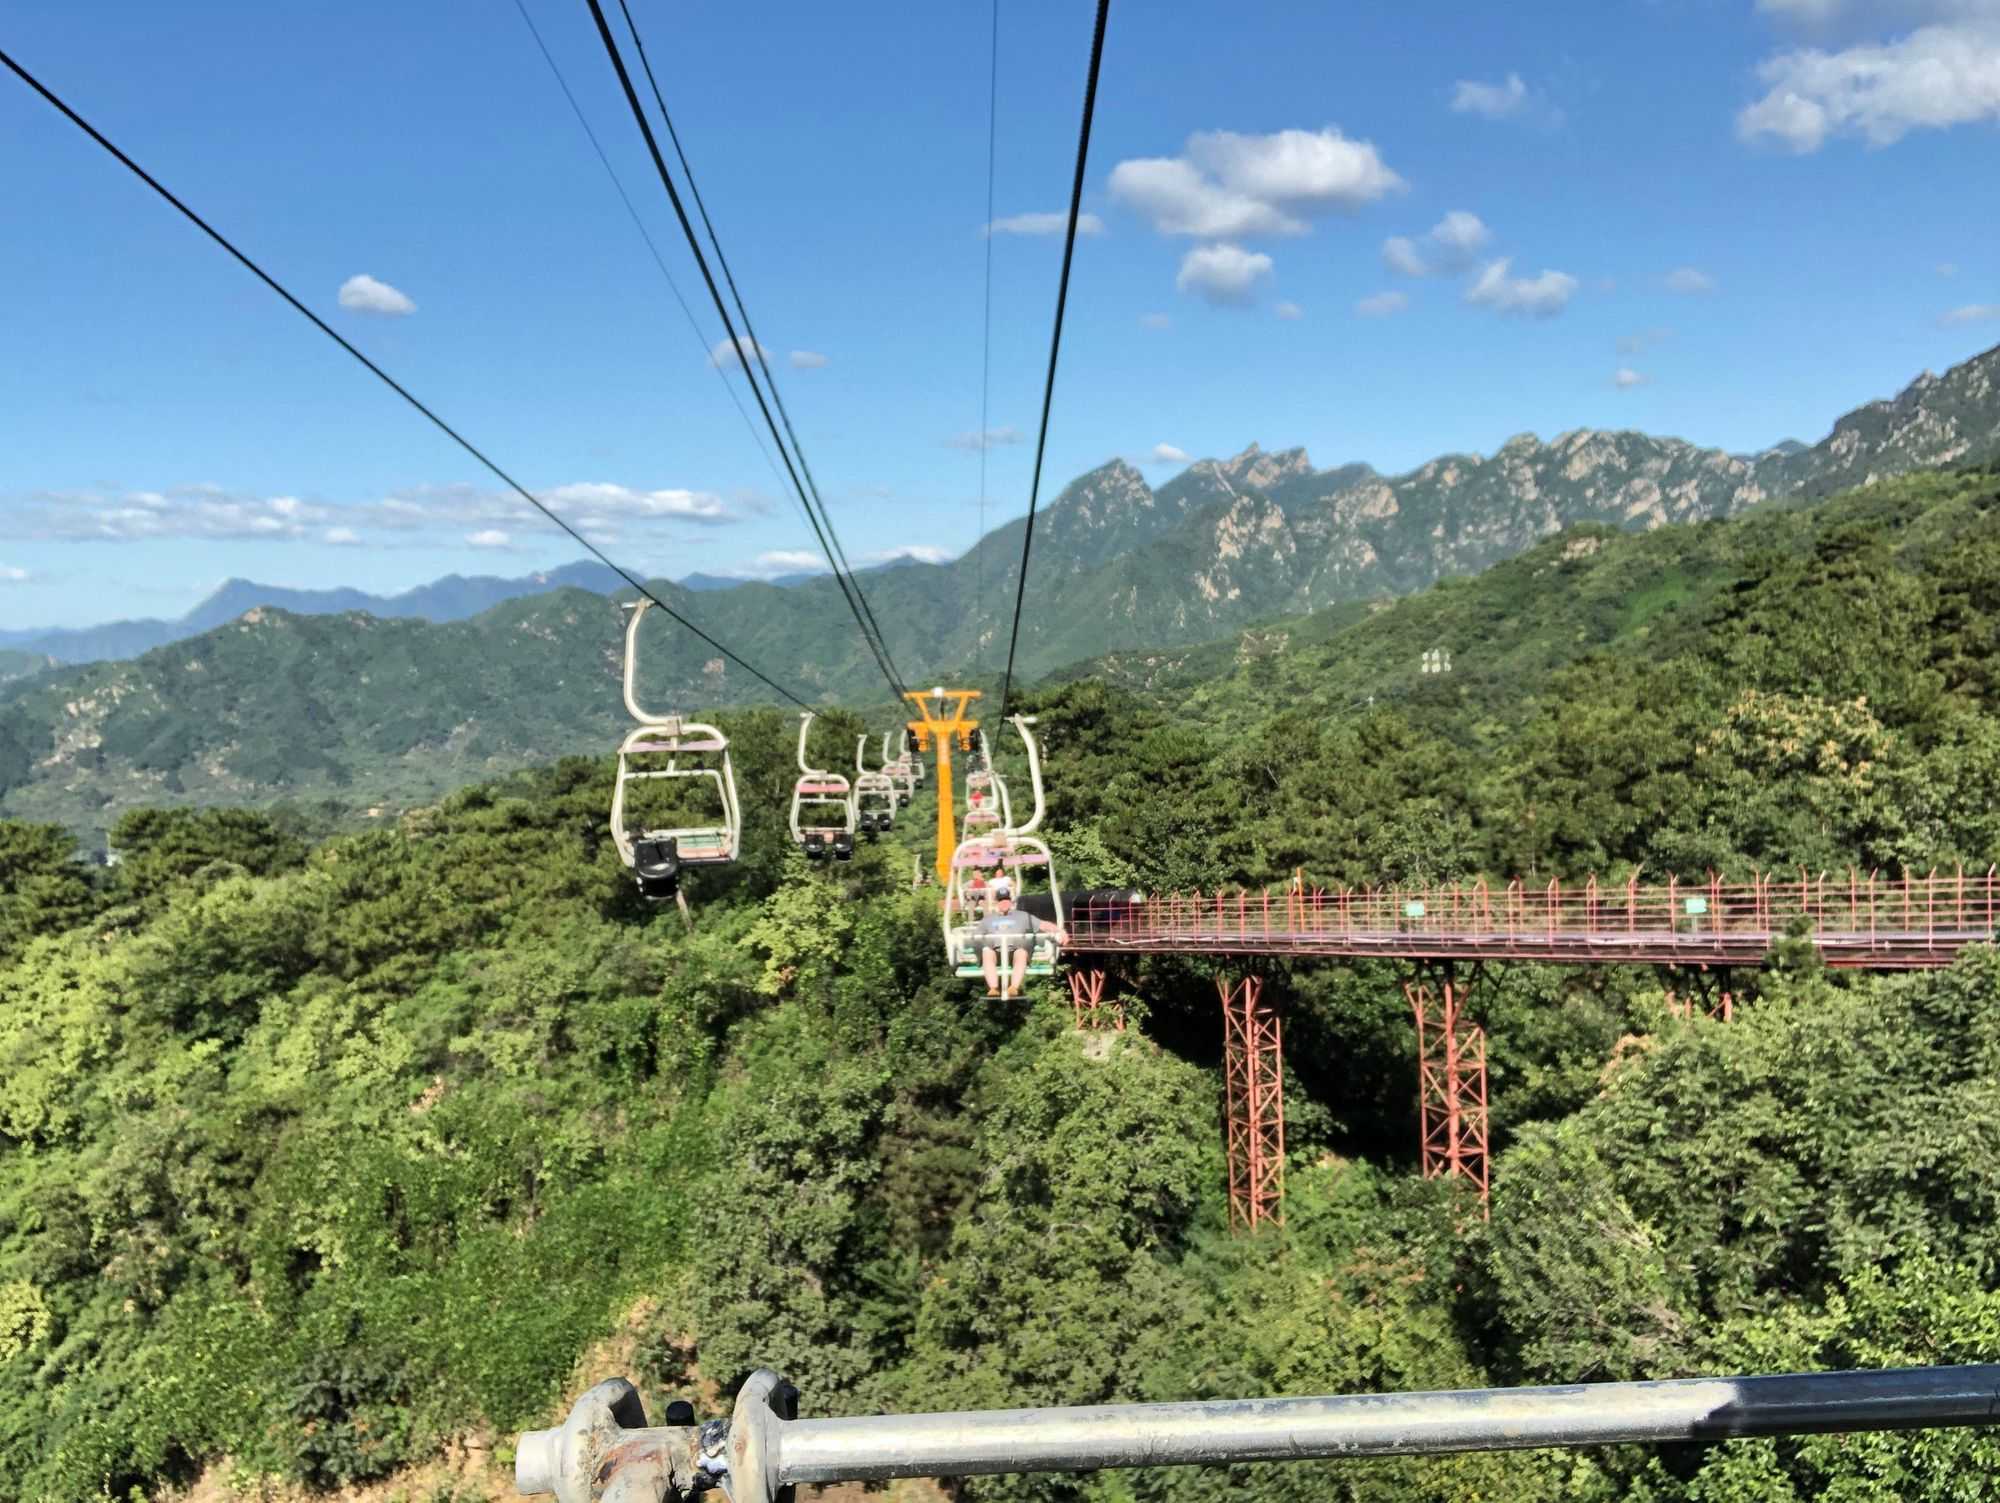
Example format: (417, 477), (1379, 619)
(0, 43), (817, 711)
(998, 0), (1110, 716)
(602, 0), (909, 702)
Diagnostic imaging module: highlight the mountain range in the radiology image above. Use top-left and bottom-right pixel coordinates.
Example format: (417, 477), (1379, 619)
(0, 561), (624, 664)
(3, 339), (1998, 838)
(0, 561), (916, 666)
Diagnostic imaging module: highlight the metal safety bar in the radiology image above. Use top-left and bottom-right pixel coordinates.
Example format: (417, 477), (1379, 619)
(518, 1364), (2000, 1501)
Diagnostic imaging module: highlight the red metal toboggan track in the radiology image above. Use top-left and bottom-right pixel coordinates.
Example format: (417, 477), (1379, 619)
(1061, 870), (1997, 1227)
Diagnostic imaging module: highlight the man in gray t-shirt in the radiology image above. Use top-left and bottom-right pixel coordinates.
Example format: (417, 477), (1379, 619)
(972, 883), (1065, 998)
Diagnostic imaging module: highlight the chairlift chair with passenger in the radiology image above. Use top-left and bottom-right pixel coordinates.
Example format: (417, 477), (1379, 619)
(942, 715), (1063, 984)
(790, 713), (855, 861)
(609, 600), (742, 902)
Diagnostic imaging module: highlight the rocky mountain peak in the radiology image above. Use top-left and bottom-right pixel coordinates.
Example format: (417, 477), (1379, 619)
(1218, 442), (1314, 491)
(1050, 458), (1150, 515)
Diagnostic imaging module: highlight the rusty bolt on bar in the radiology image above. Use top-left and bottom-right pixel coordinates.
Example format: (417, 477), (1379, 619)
(518, 1364), (2000, 1501)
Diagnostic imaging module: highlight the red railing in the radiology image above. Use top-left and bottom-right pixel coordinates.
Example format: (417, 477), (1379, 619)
(1066, 867), (2000, 970)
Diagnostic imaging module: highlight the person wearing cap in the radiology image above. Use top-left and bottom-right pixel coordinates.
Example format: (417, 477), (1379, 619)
(971, 879), (1064, 998)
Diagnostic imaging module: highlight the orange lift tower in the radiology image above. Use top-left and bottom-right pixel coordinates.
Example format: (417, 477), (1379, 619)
(906, 687), (980, 886)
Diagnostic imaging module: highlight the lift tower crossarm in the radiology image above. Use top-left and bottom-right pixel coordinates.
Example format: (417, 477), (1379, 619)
(905, 688), (980, 887)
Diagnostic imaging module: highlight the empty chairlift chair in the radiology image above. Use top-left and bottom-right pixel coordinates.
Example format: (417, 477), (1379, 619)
(881, 731), (917, 806)
(961, 731), (1013, 838)
(854, 735), (899, 840)
(790, 713), (856, 861)
(609, 600), (743, 901)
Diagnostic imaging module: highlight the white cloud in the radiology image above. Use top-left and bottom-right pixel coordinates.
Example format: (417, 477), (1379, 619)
(945, 426), (1022, 451)
(1428, 210), (1493, 258)
(1383, 212), (1491, 277)
(751, 549), (827, 574)
(1464, 259), (1579, 317)
(338, 274), (416, 316)
(1755, 1), (1996, 29)
(866, 544), (955, 565)
(0, 564), (28, 583)
(1175, 243), (1274, 306)
(1139, 312), (1172, 330)
(1109, 126), (1403, 238)
(1150, 443), (1191, 463)
(1665, 266), (1717, 294)
(709, 334), (774, 371)
(1382, 236), (1429, 276)
(1274, 300), (1304, 320)
(1617, 327), (1674, 354)
(1940, 303), (2000, 324)
(985, 211), (1107, 236)
(1108, 158), (1297, 237)
(1452, 72), (1529, 118)
(1185, 128), (1406, 213)
(789, 350), (828, 369)
(1354, 290), (1410, 317)
(1938, 261), (1960, 276)
(466, 529), (511, 548)
(1738, 22), (2000, 151)
(1613, 367), (1650, 388)
(0, 478), (740, 545)
(541, 482), (734, 523)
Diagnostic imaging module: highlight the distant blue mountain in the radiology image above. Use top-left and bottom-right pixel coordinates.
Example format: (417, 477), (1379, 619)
(5, 560), (628, 665)
(0, 555), (938, 666)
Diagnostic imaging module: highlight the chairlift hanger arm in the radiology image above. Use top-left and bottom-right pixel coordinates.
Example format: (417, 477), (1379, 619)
(796, 712), (818, 777)
(1003, 714), (1046, 836)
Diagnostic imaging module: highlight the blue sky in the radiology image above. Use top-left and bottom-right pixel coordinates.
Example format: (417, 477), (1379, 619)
(4, 0), (1998, 629)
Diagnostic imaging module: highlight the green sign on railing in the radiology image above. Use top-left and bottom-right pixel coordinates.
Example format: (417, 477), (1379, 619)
(1404, 901), (1426, 919)
(1684, 896), (1709, 916)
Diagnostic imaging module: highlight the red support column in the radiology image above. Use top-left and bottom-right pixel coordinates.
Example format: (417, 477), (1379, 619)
(1066, 969), (1124, 1031)
(1218, 976), (1284, 1230)
(1407, 971), (1490, 1216)
(1663, 965), (1735, 1022)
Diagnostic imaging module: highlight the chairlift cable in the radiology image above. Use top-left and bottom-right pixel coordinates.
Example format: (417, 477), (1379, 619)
(997, 0), (1110, 718)
(603, 0), (910, 703)
(507, 0), (797, 521)
(0, 44), (816, 713)
(614, 0), (906, 697)
(582, 0), (904, 704)
(975, 0), (1000, 673)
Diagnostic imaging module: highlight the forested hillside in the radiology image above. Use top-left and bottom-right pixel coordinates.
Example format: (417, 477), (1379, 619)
(6, 345), (2000, 847)
(6, 465), (2000, 1501)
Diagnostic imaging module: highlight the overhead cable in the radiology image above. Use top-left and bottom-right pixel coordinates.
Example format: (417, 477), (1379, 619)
(611, 0), (907, 699)
(976, 0), (1000, 671)
(508, 0), (797, 518)
(583, 0), (908, 704)
(998, 0), (1111, 717)
(0, 44), (816, 712)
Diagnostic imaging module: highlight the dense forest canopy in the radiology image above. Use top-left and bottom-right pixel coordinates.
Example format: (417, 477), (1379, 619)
(5, 466), (2000, 1500)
